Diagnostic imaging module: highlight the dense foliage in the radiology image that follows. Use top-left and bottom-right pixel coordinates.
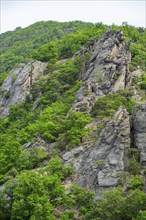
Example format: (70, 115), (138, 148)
(1, 168), (146, 219)
(0, 20), (105, 75)
(1, 21), (145, 77)
(0, 20), (146, 219)
(92, 89), (136, 119)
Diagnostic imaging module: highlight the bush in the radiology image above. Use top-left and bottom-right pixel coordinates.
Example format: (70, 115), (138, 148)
(134, 210), (146, 220)
(139, 73), (146, 90)
(64, 111), (92, 146)
(128, 148), (140, 161)
(128, 148), (141, 175)
(92, 89), (136, 119)
(32, 40), (59, 62)
(44, 157), (73, 180)
(128, 158), (141, 175)
(0, 72), (8, 86)
(128, 175), (144, 190)
(0, 158), (74, 220)
(71, 185), (95, 214)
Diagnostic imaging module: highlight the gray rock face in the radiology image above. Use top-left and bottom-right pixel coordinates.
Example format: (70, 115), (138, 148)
(131, 67), (142, 78)
(71, 30), (131, 113)
(22, 137), (58, 153)
(0, 61), (47, 115)
(64, 30), (132, 192)
(63, 107), (130, 191)
(132, 103), (146, 166)
(22, 137), (49, 151)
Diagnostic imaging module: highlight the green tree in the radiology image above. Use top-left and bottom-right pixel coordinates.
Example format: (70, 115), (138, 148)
(32, 40), (59, 62)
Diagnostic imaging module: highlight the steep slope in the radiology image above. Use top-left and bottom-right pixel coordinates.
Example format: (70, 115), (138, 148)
(62, 30), (133, 193)
(0, 61), (47, 115)
(63, 107), (130, 192)
(0, 26), (146, 219)
(71, 30), (131, 113)
(0, 21), (101, 74)
(132, 103), (146, 167)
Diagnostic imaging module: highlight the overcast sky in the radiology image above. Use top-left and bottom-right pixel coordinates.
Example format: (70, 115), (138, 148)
(1, 0), (146, 33)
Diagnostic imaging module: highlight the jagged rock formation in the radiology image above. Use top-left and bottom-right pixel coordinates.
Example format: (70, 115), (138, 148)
(132, 102), (146, 167)
(71, 30), (131, 113)
(63, 107), (130, 193)
(0, 61), (47, 115)
(0, 29), (145, 198)
(62, 30), (145, 194)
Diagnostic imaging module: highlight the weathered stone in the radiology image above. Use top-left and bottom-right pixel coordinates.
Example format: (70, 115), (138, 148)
(22, 137), (57, 152)
(98, 170), (120, 187)
(63, 30), (133, 192)
(63, 146), (84, 172)
(0, 61), (47, 115)
(131, 68), (142, 77)
(1, 30), (144, 196)
(63, 107), (130, 190)
(71, 30), (131, 113)
(132, 102), (146, 166)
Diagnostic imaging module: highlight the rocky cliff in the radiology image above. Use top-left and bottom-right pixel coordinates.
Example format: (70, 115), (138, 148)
(0, 30), (145, 196)
(71, 30), (131, 113)
(62, 30), (146, 194)
(132, 103), (146, 168)
(0, 61), (47, 115)
(63, 107), (130, 193)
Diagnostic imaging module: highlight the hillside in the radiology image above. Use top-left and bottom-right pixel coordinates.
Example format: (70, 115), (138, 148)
(0, 21), (146, 219)
(0, 21), (103, 75)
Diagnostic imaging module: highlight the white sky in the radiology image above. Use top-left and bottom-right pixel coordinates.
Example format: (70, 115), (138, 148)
(0, 0), (146, 33)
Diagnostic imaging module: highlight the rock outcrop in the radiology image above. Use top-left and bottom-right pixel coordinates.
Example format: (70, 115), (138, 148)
(63, 107), (130, 193)
(71, 30), (131, 113)
(0, 61), (47, 115)
(1, 30), (145, 197)
(132, 102), (146, 167)
(62, 30), (134, 194)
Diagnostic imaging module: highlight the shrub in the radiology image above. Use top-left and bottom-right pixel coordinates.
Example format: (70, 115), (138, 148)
(128, 158), (141, 175)
(64, 111), (92, 146)
(92, 89), (136, 119)
(128, 175), (144, 190)
(128, 148), (140, 161)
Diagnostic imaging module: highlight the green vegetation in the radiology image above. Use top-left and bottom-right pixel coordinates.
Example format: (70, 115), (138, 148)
(0, 72), (8, 86)
(139, 73), (146, 90)
(0, 55), (91, 185)
(0, 158), (74, 220)
(0, 20), (146, 219)
(0, 20), (107, 76)
(128, 175), (144, 190)
(87, 184), (146, 220)
(111, 22), (146, 71)
(132, 72), (146, 90)
(92, 89), (136, 119)
(1, 21), (145, 82)
(1, 170), (146, 220)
